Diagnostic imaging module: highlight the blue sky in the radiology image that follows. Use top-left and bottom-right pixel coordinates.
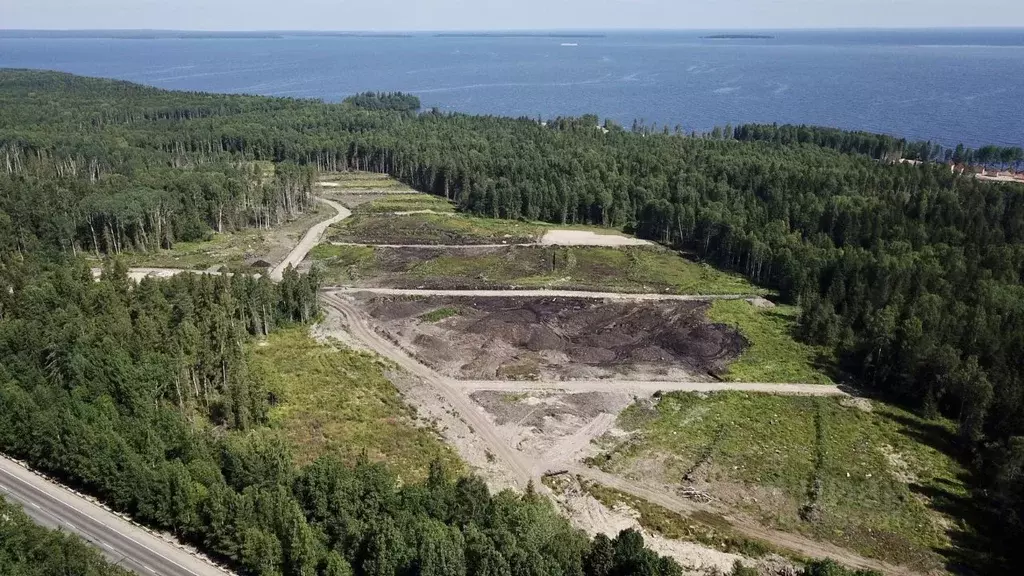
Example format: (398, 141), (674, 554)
(5, 0), (1024, 30)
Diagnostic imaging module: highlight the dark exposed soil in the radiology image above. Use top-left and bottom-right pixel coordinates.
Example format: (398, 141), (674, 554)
(361, 296), (748, 381)
(331, 192), (394, 208)
(330, 215), (536, 246)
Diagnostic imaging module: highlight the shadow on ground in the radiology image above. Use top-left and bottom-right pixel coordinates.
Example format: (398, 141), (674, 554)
(878, 409), (1009, 575)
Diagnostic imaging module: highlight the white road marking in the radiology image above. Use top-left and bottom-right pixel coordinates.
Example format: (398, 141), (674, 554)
(31, 502), (41, 509)
(0, 462), (222, 575)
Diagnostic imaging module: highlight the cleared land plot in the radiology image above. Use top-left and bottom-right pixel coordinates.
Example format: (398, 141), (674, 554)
(590, 392), (968, 572)
(109, 204), (329, 274)
(471, 390), (632, 460)
(349, 193), (456, 214)
(329, 213), (545, 245)
(252, 327), (461, 482)
(358, 295), (747, 381)
(318, 171), (415, 191)
(709, 300), (833, 384)
(309, 244), (759, 295)
(540, 229), (651, 246)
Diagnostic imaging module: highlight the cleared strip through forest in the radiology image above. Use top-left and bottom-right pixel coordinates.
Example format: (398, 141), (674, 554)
(453, 380), (846, 395)
(320, 287), (761, 300)
(318, 291), (915, 576)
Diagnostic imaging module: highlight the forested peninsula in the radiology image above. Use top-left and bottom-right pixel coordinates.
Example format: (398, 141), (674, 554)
(2, 68), (1024, 574)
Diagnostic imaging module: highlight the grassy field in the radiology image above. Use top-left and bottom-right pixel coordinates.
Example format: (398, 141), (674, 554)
(591, 392), (968, 571)
(328, 212), (546, 245)
(308, 244), (376, 282)
(576, 480), (789, 560)
(110, 230), (264, 272)
(708, 300), (833, 384)
(309, 243), (761, 295)
(419, 307), (460, 322)
(251, 328), (461, 482)
(318, 171), (414, 191)
(351, 193), (456, 214)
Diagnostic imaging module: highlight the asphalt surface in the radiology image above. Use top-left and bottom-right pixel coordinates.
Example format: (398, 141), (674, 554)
(0, 456), (231, 576)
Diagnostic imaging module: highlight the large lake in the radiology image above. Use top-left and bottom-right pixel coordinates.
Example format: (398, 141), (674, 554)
(2, 29), (1023, 147)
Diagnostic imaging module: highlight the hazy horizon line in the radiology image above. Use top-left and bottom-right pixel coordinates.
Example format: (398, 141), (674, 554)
(3, 26), (1024, 33)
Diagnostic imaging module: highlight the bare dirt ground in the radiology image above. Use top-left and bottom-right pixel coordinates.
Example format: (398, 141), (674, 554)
(329, 287), (754, 301)
(552, 474), (753, 575)
(540, 229), (653, 247)
(327, 190), (419, 207)
(358, 295), (747, 381)
(319, 291), (916, 576)
(469, 390), (633, 464)
(113, 191), (917, 575)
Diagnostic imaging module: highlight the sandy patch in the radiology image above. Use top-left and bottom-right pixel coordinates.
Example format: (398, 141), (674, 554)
(840, 397), (873, 413)
(880, 444), (916, 484)
(551, 476), (753, 575)
(470, 391), (633, 462)
(541, 229), (652, 247)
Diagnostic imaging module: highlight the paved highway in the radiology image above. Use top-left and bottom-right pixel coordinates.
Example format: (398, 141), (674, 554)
(0, 456), (232, 576)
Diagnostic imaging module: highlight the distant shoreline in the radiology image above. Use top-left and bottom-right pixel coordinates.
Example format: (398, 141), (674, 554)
(0, 30), (606, 40)
(702, 34), (775, 39)
(0, 30), (416, 40)
(433, 33), (605, 39)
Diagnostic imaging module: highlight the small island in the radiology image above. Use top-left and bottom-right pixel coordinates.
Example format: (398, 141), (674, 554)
(702, 34), (775, 39)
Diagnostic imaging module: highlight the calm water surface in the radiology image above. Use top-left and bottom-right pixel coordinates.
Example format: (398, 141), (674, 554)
(1, 29), (1023, 147)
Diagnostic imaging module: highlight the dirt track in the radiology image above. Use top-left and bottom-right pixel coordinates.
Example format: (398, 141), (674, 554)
(324, 287), (758, 301)
(305, 198), (922, 575)
(270, 198), (350, 281)
(93, 194), (918, 575)
(455, 380), (846, 395)
(570, 466), (919, 576)
(319, 292), (537, 488)
(319, 291), (916, 576)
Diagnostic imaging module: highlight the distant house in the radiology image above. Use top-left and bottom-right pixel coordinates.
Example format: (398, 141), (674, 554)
(250, 259), (272, 269)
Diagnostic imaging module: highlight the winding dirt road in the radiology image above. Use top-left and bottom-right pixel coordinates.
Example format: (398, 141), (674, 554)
(570, 466), (918, 576)
(319, 292), (537, 489)
(75, 194), (917, 575)
(270, 198), (351, 281)
(319, 290), (917, 576)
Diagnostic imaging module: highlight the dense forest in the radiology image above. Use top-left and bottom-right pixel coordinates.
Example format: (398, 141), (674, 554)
(731, 123), (1024, 166)
(0, 70), (690, 576)
(2, 68), (1024, 572)
(0, 259), (691, 576)
(343, 92), (422, 114)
